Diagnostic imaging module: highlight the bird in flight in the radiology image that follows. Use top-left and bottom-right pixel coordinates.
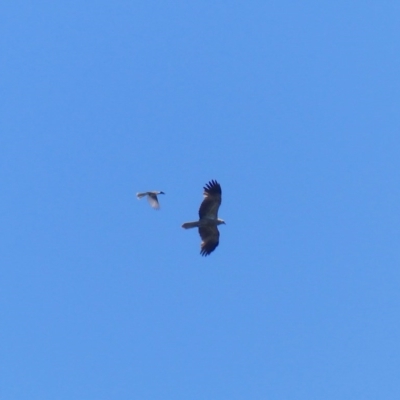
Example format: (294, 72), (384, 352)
(136, 191), (165, 210)
(182, 180), (225, 256)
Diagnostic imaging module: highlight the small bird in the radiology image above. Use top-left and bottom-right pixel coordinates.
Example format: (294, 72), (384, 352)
(182, 180), (225, 256)
(136, 191), (165, 210)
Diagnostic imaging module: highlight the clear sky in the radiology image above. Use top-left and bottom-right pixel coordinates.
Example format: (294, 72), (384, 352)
(1, 2), (400, 399)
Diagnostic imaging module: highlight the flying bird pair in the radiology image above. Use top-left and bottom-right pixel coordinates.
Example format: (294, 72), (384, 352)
(137, 180), (225, 256)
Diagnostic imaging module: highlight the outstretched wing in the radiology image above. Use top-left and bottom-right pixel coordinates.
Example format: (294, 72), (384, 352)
(199, 180), (221, 220)
(199, 225), (220, 256)
(147, 193), (161, 209)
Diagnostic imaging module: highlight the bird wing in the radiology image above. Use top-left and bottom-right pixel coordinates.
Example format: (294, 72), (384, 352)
(198, 180), (221, 220)
(199, 225), (220, 256)
(147, 193), (160, 209)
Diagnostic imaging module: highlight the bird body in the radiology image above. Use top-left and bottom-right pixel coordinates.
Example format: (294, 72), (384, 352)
(182, 180), (225, 256)
(137, 191), (165, 209)
(181, 218), (225, 229)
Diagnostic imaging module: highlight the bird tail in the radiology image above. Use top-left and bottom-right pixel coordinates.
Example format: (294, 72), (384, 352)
(136, 192), (147, 199)
(182, 221), (199, 229)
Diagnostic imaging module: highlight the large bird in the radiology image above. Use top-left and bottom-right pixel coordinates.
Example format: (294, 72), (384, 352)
(182, 180), (225, 256)
(136, 191), (165, 209)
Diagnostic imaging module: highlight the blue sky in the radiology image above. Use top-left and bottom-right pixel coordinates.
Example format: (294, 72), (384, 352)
(1, 2), (400, 399)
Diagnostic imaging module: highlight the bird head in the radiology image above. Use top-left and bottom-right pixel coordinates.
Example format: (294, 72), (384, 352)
(217, 219), (226, 225)
(159, 191), (165, 195)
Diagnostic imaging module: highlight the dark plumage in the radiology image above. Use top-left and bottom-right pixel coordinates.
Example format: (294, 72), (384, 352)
(182, 180), (225, 256)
